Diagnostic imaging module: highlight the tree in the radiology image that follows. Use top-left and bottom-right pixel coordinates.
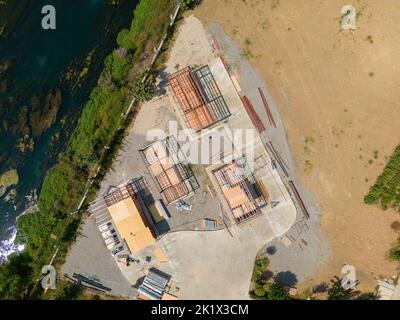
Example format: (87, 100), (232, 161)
(253, 282), (266, 297)
(132, 73), (156, 102)
(116, 29), (134, 51)
(105, 52), (132, 85)
(363, 193), (377, 205)
(389, 245), (400, 261)
(0, 252), (33, 299)
(265, 283), (292, 300)
(327, 276), (360, 300)
(56, 283), (83, 300)
(181, 0), (197, 11)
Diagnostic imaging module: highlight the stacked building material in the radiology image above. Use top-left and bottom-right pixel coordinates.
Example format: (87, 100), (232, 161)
(258, 87), (277, 128)
(138, 268), (171, 300)
(241, 95), (266, 133)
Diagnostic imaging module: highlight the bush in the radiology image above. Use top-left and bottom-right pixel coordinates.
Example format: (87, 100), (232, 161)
(389, 242), (400, 261)
(265, 283), (292, 300)
(364, 144), (400, 211)
(363, 193), (377, 205)
(56, 283), (83, 300)
(116, 29), (134, 51)
(0, 252), (33, 299)
(181, 0), (197, 11)
(132, 73), (156, 102)
(249, 256), (292, 300)
(253, 283), (266, 297)
(251, 256), (269, 282)
(105, 52), (132, 85)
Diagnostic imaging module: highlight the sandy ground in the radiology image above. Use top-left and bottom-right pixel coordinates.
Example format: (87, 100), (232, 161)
(195, 0), (400, 291)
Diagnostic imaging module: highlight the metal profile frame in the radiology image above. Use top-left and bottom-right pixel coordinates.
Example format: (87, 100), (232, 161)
(140, 136), (199, 204)
(167, 65), (231, 132)
(193, 65), (231, 122)
(213, 157), (266, 224)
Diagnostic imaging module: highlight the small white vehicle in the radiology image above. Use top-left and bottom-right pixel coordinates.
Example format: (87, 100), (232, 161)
(104, 237), (115, 245)
(107, 239), (121, 250)
(101, 229), (116, 239)
(99, 223), (112, 232)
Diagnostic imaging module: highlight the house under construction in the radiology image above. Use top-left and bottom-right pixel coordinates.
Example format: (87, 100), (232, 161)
(140, 136), (199, 205)
(104, 178), (158, 253)
(213, 157), (267, 224)
(168, 65), (231, 131)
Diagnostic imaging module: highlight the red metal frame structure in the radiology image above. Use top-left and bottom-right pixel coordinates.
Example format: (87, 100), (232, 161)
(168, 65), (230, 131)
(213, 157), (267, 224)
(140, 136), (199, 205)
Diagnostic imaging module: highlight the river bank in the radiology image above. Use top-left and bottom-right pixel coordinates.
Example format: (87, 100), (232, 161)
(0, 0), (139, 255)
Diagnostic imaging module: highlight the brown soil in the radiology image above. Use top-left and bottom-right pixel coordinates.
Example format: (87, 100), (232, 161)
(195, 0), (400, 291)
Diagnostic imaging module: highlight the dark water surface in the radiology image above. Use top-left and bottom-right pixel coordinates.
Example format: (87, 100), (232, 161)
(0, 0), (137, 245)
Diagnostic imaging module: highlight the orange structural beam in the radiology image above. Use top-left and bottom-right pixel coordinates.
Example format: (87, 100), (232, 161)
(241, 95), (266, 133)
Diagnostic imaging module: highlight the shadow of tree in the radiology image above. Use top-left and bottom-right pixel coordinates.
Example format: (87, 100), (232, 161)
(313, 281), (329, 293)
(266, 246), (277, 255)
(155, 69), (169, 96)
(274, 271), (298, 287)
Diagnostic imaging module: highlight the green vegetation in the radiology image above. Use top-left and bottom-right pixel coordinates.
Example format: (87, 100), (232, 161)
(327, 276), (378, 300)
(0, 168), (19, 196)
(104, 51), (132, 85)
(0, 252), (32, 299)
(270, 0), (280, 10)
(55, 282), (83, 300)
(327, 277), (359, 300)
(241, 38), (254, 59)
(389, 240), (400, 261)
(364, 144), (400, 211)
(132, 72), (156, 102)
(180, 0), (197, 11)
(364, 144), (400, 264)
(251, 256), (270, 294)
(0, 0), (176, 300)
(264, 283), (292, 300)
(249, 256), (292, 300)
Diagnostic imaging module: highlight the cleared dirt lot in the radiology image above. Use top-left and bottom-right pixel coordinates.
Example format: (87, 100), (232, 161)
(195, 0), (400, 290)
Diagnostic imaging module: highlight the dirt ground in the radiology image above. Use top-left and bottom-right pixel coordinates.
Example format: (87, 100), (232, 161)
(195, 0), (400, 291)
